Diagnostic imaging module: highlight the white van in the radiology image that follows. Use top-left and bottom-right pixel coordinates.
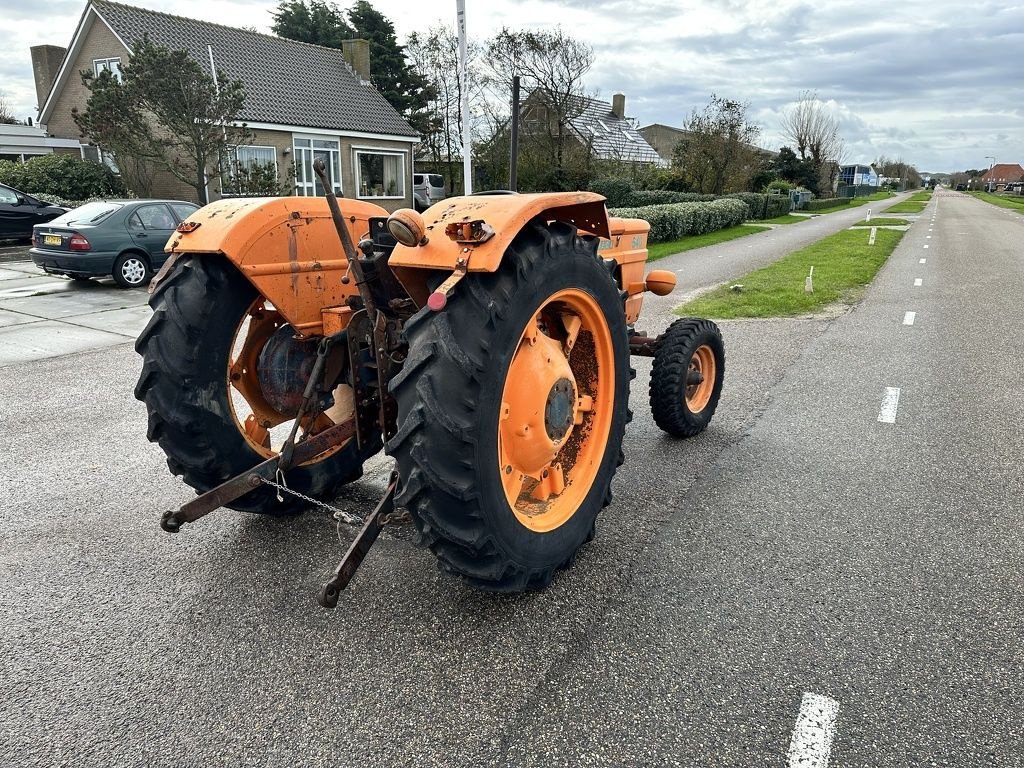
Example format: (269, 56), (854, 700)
(413, 173), (446, 211)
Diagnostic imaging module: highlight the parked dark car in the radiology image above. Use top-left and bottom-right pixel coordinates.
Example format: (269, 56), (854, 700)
(30, 199), (199, 288)
(0, 183), (67, 241)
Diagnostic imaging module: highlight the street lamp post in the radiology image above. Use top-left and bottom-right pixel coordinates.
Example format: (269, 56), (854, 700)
(984, 156), (995, 192)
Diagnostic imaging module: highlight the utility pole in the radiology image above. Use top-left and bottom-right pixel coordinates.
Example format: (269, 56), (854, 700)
(509, 75), (520, 191)
(456, 0), (472, 195)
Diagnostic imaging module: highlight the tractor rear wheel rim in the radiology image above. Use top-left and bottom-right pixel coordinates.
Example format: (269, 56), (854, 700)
(226, 298), (349, 463)
(498, 288), (615, 533)
(686, 344), (716, 412)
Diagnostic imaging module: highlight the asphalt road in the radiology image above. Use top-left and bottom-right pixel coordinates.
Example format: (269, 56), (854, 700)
(3, 191), (1021, 766)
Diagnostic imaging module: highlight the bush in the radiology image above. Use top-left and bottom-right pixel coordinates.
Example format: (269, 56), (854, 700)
(588, 177), (634, 207)
(0, 154), (125, 200)
(725, 192), (791, 219)
(765, 180), (794, 194)
(609, 199), (748, 243)
(804, 197), (852, 212)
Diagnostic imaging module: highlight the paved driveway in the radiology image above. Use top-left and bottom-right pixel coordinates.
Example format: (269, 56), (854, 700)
(0, 261), (150, 367)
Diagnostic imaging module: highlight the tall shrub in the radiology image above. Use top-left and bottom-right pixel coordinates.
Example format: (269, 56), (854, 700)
(0, 154), (124, 199)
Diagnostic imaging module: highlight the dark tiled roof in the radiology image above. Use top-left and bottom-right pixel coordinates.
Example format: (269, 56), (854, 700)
(563, 94), (663, 165)
(92, 0), (418, 137)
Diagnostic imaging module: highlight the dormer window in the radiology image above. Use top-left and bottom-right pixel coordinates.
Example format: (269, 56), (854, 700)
(93, 57), (122, 82)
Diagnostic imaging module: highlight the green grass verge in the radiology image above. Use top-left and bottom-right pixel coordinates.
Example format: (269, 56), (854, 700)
(908, 191), (932, 202)
(852, 217), (909, 227)
(674, 227), (905, 319)
(647, 224), (762, 261)
(884, 201), (927, 214)
(759, 213), (805, 225)
(970, 191), (1024, 210)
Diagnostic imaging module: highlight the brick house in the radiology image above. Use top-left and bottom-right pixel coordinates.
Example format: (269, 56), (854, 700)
(32, 0), (419, 210)
(521, 91), (665, 167)
(979, 163), (1024, 191)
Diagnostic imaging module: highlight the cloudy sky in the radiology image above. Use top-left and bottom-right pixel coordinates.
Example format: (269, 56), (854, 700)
(2, 0), (1022, 172)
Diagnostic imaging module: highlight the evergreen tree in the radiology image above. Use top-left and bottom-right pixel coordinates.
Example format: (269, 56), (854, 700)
(271, 0), (432, 133)
(271, 0), (353, 48)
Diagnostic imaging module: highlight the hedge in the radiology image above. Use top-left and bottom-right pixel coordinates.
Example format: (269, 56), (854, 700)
(804, 197), (852, 212)
(587, 177), (634, 207)
(609, 199), (748, 243)
(0, 154), (125, 200)
(725, 192), (791, 219)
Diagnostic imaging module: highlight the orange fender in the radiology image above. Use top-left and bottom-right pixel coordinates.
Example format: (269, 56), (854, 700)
(166, 196), (388, 334)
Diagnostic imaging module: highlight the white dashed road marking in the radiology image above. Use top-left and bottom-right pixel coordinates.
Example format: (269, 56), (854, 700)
(920, 258), (927, 264)
(903, 311), (916, 325)
(923, 244), (929, 249)
(879, 387), (901, 424)
(914, 278), (923, 286)
(788, 692), (840, 768)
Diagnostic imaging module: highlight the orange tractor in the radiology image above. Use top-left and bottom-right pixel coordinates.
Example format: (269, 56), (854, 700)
(136, 161), (724, 605)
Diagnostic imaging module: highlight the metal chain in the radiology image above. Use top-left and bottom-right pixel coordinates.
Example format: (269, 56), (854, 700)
(256, 473), (364, 526)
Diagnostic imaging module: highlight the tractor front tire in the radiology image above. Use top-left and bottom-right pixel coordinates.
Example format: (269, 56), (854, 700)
(135, 255), (377, 515)
(649, 317), (725, 437)
(388, 221), (631, 591)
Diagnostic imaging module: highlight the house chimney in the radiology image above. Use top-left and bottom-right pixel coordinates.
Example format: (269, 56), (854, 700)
(341, 39), (371, 82)
(30, 44), (66, 112)
(611, 93), (625, 119)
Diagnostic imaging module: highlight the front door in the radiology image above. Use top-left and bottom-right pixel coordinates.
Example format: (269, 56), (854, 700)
(293, 136), (342, 196)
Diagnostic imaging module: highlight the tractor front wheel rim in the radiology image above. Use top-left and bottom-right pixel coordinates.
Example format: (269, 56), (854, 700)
(686, 344), (716, 412)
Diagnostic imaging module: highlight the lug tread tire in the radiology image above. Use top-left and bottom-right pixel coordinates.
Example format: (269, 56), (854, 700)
(134, 255), (377, 515)
(387, 222), (630, 591)
(649, 317), (725, 438)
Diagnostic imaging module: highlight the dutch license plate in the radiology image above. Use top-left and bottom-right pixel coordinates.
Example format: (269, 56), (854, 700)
(43, 235), (62, 246)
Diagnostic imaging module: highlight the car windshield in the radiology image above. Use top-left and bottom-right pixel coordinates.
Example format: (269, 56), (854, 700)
(51, 202), (123, 226)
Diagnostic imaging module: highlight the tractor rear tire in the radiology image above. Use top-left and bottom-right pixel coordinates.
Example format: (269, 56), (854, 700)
(135, 255), (379, 515)
(387, 221), (631, 591)
(649, 317), (725, 437)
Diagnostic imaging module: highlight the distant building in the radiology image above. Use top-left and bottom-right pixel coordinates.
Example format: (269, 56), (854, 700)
(979, 163), (1024, 191)
(839, 164), (879, 187)
(638, 124), (691, 165)
(0, 123), (80, 163)
(521, 91), (665, 167)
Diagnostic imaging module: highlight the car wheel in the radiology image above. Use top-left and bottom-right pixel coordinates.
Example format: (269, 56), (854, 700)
(112, 252), (152, 288)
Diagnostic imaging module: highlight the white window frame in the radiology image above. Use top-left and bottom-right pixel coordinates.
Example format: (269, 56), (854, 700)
(92, 57), (122, 82)
(353, 149), (407, 200)
(232, 145), (277, 172)
(292, 135), (342, 197)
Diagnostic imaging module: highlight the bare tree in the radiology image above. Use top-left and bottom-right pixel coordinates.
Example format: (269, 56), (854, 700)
(0, 92), (20, 125)
(406, 25), (481, 194)
(482, 27), (594, 187)
(781, 90), (842, 188)
(673, 94), (761, 194)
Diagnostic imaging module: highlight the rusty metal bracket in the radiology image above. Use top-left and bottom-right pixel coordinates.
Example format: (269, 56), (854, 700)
(445, 219), (495, 244)
(427, 257), (469, 312)
(628, 334), (658, 357)
(148, 252), (180, 294)
(160, 418), (356, 532)
(318, 471), (400, 608)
